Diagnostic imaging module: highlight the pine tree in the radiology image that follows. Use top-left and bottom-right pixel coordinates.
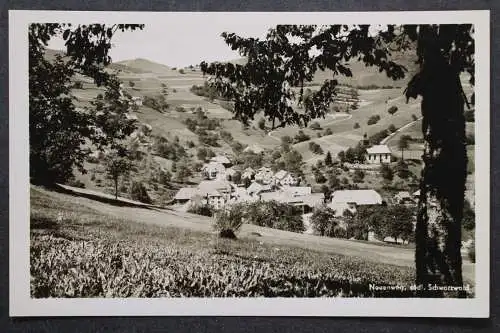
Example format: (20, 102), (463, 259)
(325, 151), (333, 166)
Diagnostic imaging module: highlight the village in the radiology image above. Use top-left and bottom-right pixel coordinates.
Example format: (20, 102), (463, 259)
(173, 144), (420, 242)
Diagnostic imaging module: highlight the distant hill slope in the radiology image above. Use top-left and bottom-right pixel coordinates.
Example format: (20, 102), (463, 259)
(110, 58), (172, 74)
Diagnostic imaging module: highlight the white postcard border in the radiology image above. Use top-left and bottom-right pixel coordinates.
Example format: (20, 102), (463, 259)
(9, 10), (490, 317)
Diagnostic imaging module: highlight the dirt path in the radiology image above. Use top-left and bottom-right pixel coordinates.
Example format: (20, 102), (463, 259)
(267, 113), (352, 142)
(380, 116), (423, 145)
(40, 186), (475, 282)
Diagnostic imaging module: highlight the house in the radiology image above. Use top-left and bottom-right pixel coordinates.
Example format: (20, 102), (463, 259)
(280, 173), (298, 186)
(247, 182), (272, 197)
(197, 180), (233, 209)
(394, 191), (415, 205)
(243, 144), (264, 154)
(241, 167), (256, 180)
(198, 179), (232, 196)
(201, 162), (226, 180)
(210, 155), (232, 167)
(329, 189), (383, 215)
(174, 187), (199, 204)
(131, 96), (143, 106)
(366, 145), (392, 164)
(207, 191), (227, 210)
(254, 167), (275, 184)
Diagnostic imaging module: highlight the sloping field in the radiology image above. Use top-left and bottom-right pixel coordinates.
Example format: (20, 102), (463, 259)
(30, 185), (475, 283)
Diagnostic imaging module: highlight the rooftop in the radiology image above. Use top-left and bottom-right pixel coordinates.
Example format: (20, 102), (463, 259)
(366, 145), (391, 155)
(331, 189), (383, 205)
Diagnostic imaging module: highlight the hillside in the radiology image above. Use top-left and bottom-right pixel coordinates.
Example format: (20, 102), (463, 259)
(41, 45), (474, 208)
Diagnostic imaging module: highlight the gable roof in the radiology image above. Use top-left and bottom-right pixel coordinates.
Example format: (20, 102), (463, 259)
(274, 170), (288, 180)
(366, 145), (391, 155)
(247, 182), (271, 195)
(202, 161), (225, 171)
(302, 193), (325, 207)
(331, 189), (382, 205)
(283, 186), (312, 197)
(210, 155), (231, 164)
(198, 180), (231, 196)
(174, 187), (199, 200)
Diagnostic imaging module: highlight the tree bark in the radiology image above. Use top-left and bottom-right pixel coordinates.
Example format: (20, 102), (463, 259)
(414, 48), (467, 297)
(114, 176), (118, 200)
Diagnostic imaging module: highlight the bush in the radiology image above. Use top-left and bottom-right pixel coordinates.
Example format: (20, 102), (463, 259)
(294, 130), (310, 143)
(178, 68), (185, 74)
(239, 201), (305, 233)
(309, 142), (324, 155)
(380, 163), (394, 181)
(187, 202), (214, 217)
(388, 124), (397, 133)
(367, 115), (381, 125)
(324, 128), (333, 136)
(198, 133), (220, 147)
(352, 169), (365, 183)
(314, 171), (327, 184)
(368, 129), (389, 145)
(353, 122), (360, 129)
(220, 130), (233, 143)
(129, 181), (152, 204)
(311, 206), (342, 237)
(387, 106), (398, 115)
(411, 114), (418, 121)
(213, 207), (245, 239)
(309, 121), (321, 130)
(395, 161), (411, 179)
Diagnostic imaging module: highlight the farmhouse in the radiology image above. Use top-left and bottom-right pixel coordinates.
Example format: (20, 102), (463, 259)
(366, 145), (392, 164)
(247, 182), (272, 197)
(201, 161), (226, 180)
(174, 187), (199, 204)
(241, 167), (255, 180)
(254, 167), (275, 184)
(281, 173), (298, 186)
(329, 189), (383, 215)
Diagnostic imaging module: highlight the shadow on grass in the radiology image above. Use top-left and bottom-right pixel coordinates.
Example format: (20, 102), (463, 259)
(51, 184), (158, 210)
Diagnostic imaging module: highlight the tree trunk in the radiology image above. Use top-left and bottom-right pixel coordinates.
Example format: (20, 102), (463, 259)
(414, 49), (467, 297)
(114, 177), (118, 200)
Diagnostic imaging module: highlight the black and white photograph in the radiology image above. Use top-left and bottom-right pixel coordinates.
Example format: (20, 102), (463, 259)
(9, 10), (490, 317)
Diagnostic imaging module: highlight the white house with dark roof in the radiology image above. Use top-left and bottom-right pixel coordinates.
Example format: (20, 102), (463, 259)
(280, 173), (298, 186)
(329, 189), (383, 215)
(254, 167), (275, 184)
(366, 145), (392, 164)
(241, 167), (255, 180)
(201, 161), (226, 180)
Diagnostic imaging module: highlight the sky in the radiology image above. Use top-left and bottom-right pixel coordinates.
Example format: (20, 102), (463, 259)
(47, 20), (273, 68)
